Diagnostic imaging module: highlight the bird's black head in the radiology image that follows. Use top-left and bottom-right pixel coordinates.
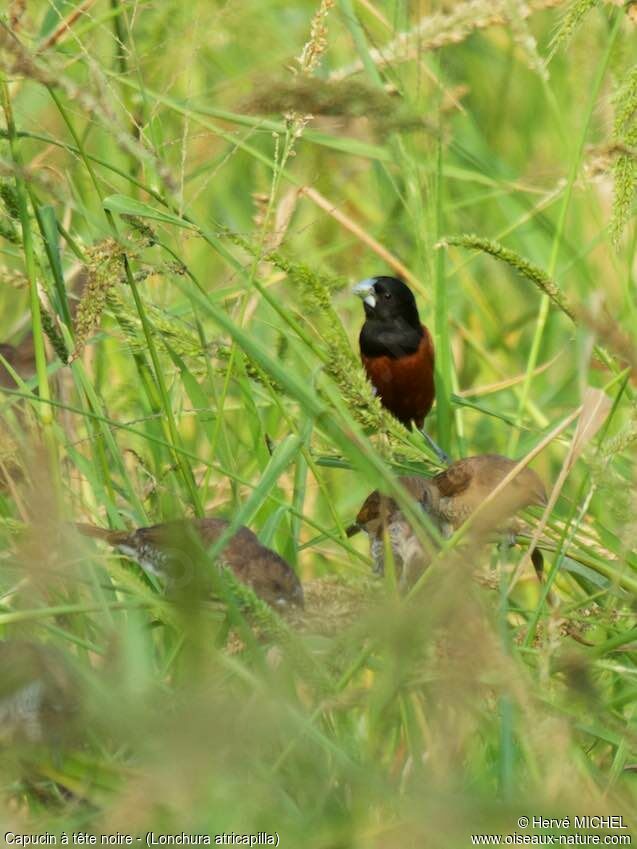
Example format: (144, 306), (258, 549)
(353, 276), (421, 330)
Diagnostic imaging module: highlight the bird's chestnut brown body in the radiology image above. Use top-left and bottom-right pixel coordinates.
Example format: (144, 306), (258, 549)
(361, 327), (435, 429)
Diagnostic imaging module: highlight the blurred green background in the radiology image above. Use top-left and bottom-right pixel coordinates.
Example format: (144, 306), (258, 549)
(0, 0), (636, 843)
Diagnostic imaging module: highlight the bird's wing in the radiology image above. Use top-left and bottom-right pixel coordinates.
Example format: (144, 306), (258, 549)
(124, 518), (230, 550)
(432, 459), (475, 497)
(355, 476), (429, 531)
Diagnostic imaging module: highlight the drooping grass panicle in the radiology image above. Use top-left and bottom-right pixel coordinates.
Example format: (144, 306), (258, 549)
(70, 239), (126, 362)
(226, 232), (392, 431)
(107, 285), (208, 365)
(216, 344), (283, 394)
(548, 0), (600, 59)
(600, 408), (637, 460)
(289, 282), (391, 431)
(330, 0), (565, 81)
(503, 0), (548, 79)
(438, 234), (577, 322)
(38, 299), (68, 364)
(121, 215), (158, 248)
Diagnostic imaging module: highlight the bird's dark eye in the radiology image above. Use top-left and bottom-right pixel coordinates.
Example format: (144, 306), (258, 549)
(384, 291), (391, 300)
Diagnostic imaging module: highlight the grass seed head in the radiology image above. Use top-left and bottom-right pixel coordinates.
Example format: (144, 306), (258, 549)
(296, 0), (336, 76)
(70, 239), (125, 362)
(611, 64), (637, 246)
(549, 0), (600, 57)
(0, 178), (20, 220)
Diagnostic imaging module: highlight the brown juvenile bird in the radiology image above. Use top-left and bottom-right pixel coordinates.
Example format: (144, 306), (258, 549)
(76, 518), (304, 609)
(0, 640), (77, 745)
(350, 454), (547, 589)
(349, 476), (435, 591)
(353, 274), (437, 420)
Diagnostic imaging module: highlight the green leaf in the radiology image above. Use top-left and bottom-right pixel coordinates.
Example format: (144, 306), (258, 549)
(103, 194), (196, 229)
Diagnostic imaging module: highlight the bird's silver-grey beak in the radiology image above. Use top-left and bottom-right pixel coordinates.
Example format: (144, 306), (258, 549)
(352, 278), (376, 310)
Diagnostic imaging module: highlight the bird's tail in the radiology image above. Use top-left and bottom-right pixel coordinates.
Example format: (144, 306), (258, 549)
(74, 523), (129, 547)
(530, 547), (544, 581)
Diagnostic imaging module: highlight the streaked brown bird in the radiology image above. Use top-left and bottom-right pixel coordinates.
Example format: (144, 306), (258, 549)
(0, 641), (77, 745)
(350, 454), (547, 589)
(77, 518), (304, 609)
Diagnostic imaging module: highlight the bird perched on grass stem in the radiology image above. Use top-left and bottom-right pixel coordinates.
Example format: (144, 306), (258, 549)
(352, 276), (447, 462)
(76, 518), (304, 610)
(350, 454), (547, 590)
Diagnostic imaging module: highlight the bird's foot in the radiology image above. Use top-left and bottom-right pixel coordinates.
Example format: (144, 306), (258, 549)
(507, 531), (544, 584)
(420, 430), (451, 465)
(498, 530), (517, 551)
